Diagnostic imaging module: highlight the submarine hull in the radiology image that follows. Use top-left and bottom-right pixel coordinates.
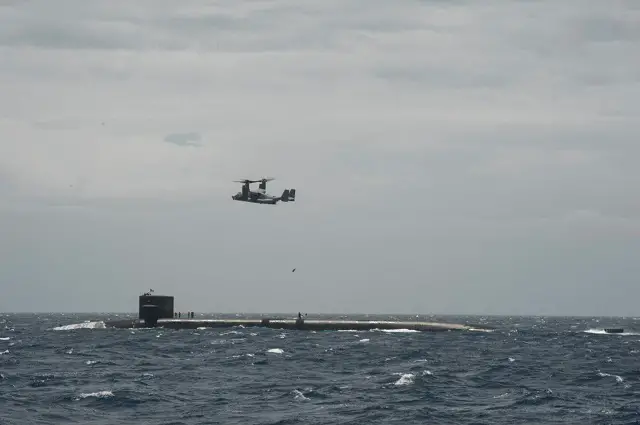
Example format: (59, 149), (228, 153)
(111, 293), (493, 332)
(104, 318), (490, 332)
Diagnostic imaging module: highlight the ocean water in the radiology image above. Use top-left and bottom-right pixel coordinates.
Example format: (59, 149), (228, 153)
(1, 314), (639, 424)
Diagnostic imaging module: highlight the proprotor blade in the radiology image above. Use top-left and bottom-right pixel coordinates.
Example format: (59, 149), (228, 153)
(234, 179), (261, 184)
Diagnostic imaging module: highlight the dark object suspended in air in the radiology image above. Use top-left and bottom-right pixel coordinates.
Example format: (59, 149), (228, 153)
(292, 268), (296, 272)
(231, 177), (296, 205)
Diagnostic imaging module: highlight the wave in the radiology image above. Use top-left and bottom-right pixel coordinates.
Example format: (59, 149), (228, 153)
(371, 328), (419, 333)
(583, 328), (639, 336)
(52, 321), (106, 331)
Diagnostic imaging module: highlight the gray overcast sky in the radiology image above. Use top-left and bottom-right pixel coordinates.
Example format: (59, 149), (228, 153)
(1, 0), (639, 316)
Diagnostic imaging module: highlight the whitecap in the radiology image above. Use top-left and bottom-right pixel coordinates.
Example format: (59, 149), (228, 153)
(394, 373), (415, 386)
(292, 389), (309, 400)
(373, 328), (419, 333)
(53, 321), (106, 331)
(267, 348), (284, 354)
(597, 372), (624, 384)
(584, 328), (640, 336)
(76, 390), (114, 400)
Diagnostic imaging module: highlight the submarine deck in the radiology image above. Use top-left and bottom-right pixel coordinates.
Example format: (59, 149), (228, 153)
(105, 318), (491, 332)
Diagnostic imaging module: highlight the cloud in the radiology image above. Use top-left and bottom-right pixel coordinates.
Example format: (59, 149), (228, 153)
(1, 0), (639, 314)
(164, 132), (202, 147)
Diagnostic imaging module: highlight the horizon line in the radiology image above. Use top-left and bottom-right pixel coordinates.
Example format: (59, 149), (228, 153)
(0, 311), (636, 319)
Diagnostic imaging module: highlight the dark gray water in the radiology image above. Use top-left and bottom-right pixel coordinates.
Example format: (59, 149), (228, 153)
(1, 314), (639, 424)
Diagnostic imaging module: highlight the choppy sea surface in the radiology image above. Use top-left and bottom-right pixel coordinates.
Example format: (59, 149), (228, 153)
(1, 313), (639, 424)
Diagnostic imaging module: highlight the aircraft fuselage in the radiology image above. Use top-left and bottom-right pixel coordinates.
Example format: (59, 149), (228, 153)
(232, 192), (279, 204)
(231, 180), (295, 205)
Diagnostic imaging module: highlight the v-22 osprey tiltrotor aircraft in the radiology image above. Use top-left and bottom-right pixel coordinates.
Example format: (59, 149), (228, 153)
(231, 177), (296, 205)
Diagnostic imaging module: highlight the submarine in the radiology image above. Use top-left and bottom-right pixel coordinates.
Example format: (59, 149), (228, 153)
(102, 292), (494, 332)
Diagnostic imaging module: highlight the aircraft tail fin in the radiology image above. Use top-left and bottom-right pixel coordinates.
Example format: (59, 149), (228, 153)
(288, 189), (296, 201)
(280, 189), (290, 202)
